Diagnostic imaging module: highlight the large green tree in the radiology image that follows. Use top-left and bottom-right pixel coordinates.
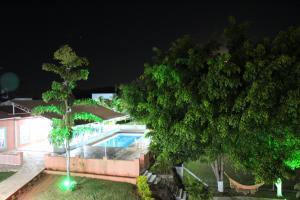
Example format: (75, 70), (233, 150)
(121, 18), (300, 195)
(33, 45), (102, 190)
(121, 35), (238, 192)
(227, 21), (300, 196)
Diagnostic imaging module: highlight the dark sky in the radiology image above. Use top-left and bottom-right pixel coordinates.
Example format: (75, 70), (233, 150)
(0, 2), (299, 98)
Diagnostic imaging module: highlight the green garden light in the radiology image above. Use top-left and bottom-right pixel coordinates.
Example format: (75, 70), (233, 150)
(60, 176), (77, 191)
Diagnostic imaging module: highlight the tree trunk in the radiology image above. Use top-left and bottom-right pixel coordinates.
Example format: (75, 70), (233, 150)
(275, 178), (283, 197)
(64, 99), (71, 181)
(211, 155), (224, 192)
(65, 139), (71, 180)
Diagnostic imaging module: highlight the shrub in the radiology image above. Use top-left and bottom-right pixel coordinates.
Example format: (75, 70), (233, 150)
(150, 154), (173, 175)
(185, 179), (213, 200)
(137, 176), (154, 200)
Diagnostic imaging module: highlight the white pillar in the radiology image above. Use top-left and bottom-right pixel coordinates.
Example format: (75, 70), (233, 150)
(218, 181), (224, 192)
(275, 178), (283, 197)
(175, 164), (184, 181)
(12, 103), (15, 115)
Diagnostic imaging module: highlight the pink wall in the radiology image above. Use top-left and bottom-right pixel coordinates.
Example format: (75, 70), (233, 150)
(16, 117), (51, 148)
(139, 152), (150, 171)
(0, 119), (15, 152)
(45, 153), (150, 185)
(0, 116), (51, 152)
(0, 152), (23, 165)
(45, 153), (150, 178)
(45, 155), (141, 178)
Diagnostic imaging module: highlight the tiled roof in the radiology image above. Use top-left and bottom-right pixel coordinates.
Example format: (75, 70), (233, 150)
(0, 100), (124, 122)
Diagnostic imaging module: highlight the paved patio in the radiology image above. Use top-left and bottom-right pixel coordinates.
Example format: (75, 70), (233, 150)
(0, 151), (45, 200)
(0, 164), (21, 173)
(17, 139), (53, 153)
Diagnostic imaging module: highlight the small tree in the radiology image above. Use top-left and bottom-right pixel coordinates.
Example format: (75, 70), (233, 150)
(97, 95), (125, 113)
(33, 45), (102, 190)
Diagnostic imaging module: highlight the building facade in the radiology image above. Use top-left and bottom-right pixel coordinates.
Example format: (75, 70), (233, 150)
(0, 99), (125, 153)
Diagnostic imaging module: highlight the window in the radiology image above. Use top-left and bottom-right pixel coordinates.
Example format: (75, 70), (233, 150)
(0, 128), (7, 150)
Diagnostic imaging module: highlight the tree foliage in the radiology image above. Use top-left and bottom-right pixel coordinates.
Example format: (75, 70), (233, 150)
(33, 45), (102, 145)
(32, 45), (102, 189)
(121, 19), (300, 185)
(185, 179), (213, 200)
(121, 35), (236, 165)
(226, 22), (300, 183)
(97, 96), (125, 113)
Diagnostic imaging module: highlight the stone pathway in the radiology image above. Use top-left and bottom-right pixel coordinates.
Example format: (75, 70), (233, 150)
(0, 151), (45, 200)
(0, 164), (21, 172)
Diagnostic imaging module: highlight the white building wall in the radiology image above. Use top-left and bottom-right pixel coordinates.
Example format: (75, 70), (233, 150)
(92, 93), (115, 100)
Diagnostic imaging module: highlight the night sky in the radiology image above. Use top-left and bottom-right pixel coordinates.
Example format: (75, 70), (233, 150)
(0, 2), (299, 98)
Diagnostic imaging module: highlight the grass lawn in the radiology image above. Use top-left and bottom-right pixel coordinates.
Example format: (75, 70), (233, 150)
(0, 171), (15, 182)
(184, 159), (298, 200)
(19, 175), (139, 200)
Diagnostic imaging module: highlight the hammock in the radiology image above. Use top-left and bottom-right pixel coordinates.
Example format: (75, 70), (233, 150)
(224, 172), (264, 195)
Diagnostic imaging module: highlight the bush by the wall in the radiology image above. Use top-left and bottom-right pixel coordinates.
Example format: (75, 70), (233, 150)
(185, 178), (213, 200)
(137, 176), (155, 200)
(150, 160), (173, 175)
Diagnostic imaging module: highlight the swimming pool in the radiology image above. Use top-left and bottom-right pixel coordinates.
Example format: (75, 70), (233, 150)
(93, 133), (142, 148)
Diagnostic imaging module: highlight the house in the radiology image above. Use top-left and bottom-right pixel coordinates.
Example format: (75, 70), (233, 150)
(0, 99), (150, 186)
(91, 93), (116, 101)
(0, 99), (125, 153)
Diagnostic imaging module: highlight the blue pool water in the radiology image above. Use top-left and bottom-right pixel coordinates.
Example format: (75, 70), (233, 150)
(94, 134), (142, 148)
